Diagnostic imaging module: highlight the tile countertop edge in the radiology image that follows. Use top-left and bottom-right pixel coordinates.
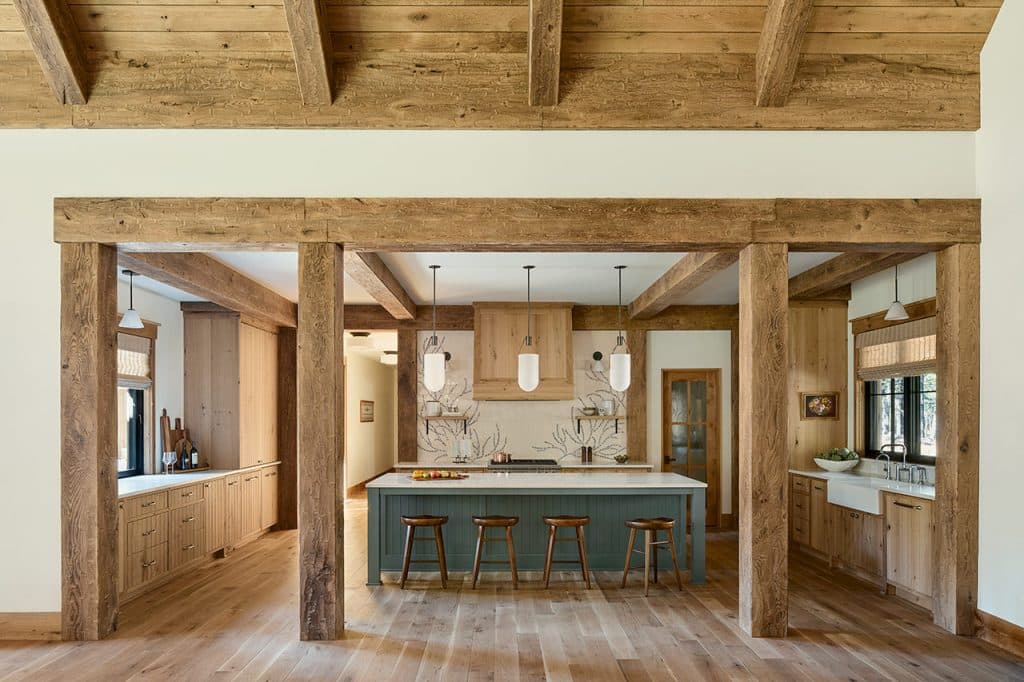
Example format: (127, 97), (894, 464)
(788, 469), (936, 501)
(118, 461), (281, 499)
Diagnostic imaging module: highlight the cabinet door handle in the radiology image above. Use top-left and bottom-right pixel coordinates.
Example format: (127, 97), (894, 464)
(892, 501), (923, 510)
(228, 481), (238, 486)
(183, 516), (196, 523)
(143, 560), (157, 568)
(182, 543), (196, 551)
(142, 528), (157, 536)
(141, 501), (156, 508)
(181, 492), (194, 498)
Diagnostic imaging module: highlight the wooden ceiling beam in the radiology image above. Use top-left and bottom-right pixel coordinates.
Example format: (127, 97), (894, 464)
(343, 251), (416, 320)
(788, 252), (919, 300)
(117, 252), (298, 328)
(12, 0), (88, 104)
(528, 0), (564, 106)
(628, 252), (739, 319)
(755, 0), (815, 107)
(283, 0), (335, 105)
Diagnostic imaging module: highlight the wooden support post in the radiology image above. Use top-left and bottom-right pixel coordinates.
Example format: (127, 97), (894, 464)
(933, 243), (980, 635)
(60, 242), (118, 640)
(730, 319), (739, 530)
(737, 243), (789, 638)
(277, 326), (298, 530)
(396, 329), (419, 463)
(297, 243), (345, 640)
(625, 329), (647, 463)
(527, 0), (563, 106)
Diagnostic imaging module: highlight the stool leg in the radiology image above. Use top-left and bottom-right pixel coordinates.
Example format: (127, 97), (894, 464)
(576, 526), (591, 589)
(666, 527), (684, 591)
(434, 526), (448, 589)
(543, 525), (556, 589)
(400, 525), (415, 589)
(652, 530), (659, 584)
(643, 530), (652, 597)
(621, 527), (636, 588)
(472, 526), (485, 589)
(506, 527), (518, 590)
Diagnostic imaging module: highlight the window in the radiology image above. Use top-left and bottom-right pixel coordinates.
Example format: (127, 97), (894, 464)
(116, 330), (155, 477)
(117, 386), (146, 477)
(864, 373), (936, 464)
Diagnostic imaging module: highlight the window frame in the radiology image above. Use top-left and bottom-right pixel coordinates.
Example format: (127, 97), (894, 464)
(863, 374), (936, 466)
(115, 321), (158, 478)
(118, 385), (147, 479)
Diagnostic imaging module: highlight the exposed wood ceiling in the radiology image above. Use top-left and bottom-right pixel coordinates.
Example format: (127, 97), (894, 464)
(787, 251), (919, 299)
(342, 250), (416, 319)
(0, 1), (1002, 129)
(629, 251), (739, 319)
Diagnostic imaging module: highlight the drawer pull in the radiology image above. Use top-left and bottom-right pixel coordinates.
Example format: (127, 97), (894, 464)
(182, 491), (194, 497)
(183, 516), (196, 523)
(246, 476), (258, 482)
(893, 501), (923, 510)
(813, 484), (824, 491)
(141, 501), (156, 508)
(142, 560), (157, 568)
(228, 481), (238, 486)
(182, 543), (196, 551)
(142, 529), (157, 536)
(849, 512), (860, 519)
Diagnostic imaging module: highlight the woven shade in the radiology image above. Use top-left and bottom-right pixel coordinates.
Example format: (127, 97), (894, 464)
(856, 318), (936, 381)
(117, 333), (152, 385)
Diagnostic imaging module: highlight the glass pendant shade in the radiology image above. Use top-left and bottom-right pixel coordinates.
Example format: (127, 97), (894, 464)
(119, 308), (144, 329)
(518, 352), (540, 392)
(884, 300), (909, 322)
(423, 350), (446, 391)
(609, 351), (631, 392)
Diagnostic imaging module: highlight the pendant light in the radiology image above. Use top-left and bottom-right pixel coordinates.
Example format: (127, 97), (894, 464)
(884, 263), (909, 322)
(380, 350), (398, 366)
(119, 269), (145, 329)
(608, 265), (631, 392)
(423, 265), (447, 392)
(517, 265), (540, 392)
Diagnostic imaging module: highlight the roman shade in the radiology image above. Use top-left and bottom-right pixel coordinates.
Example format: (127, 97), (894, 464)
(855, 317), (936, 382)
(117, 332), (152, 388)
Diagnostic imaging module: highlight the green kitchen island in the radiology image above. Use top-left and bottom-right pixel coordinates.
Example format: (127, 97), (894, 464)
(366, 471), (706, 585)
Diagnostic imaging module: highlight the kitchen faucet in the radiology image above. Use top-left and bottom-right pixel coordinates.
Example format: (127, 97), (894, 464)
(877, 451), (893, 480)
(879, 443), (908, 482)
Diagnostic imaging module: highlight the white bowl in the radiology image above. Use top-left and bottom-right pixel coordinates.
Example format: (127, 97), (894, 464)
(813, 457), (859, 472)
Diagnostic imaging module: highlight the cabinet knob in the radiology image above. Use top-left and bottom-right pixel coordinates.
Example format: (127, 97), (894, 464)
(182, 492), (193, 497)
(141, 501), (156, 508)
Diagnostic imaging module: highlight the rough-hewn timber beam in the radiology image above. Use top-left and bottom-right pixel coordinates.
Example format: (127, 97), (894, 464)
(343, 251), (416, 320)
(117, 252), (297, 328)
(12, 0), (89, 104)
(282, 0), (334, 105)
(788, 252), (918, 299)
(528, 0), (564, 106)
(755, 0), (815, 107)
(629, 252), (739, 319)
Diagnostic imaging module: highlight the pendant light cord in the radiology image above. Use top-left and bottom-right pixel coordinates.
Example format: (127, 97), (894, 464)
(617, 267), (623, 344)
(894, 264), (900, 301)
(527, 266), (532, 343)
(429, 265), (439, 347)
(129, 271), (134, 310)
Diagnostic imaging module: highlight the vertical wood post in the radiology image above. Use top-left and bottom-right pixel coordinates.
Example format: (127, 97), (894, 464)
(277, 326), (298, 530)
(297, 243), (345, 640)
(933, 243), (980, 635)
(737, 243), (789, 638)
(730, 318), (740, 530)
(626, 329), (647, 463)
(396, 328), (418, 463)
(60, 242), (118, 641)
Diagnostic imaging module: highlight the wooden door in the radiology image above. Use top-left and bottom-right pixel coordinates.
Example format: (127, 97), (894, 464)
(241, 471), (262, 537)
(261, 467), (279, 529)
(809, 480), (829, 554)
(225, 473), (242, 544)
(886, 494), (933, 595)
(857, 512), (884, 578)
(203, 477), (227, 553)
(661, 369), (720, 527)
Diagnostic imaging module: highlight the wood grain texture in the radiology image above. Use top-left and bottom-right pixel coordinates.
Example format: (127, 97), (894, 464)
(625, 329), (646, 462)
(730, 318), (739, 528)
(575, 304), (738, 331)
(755, 0), (814, 106)
(396, 329), (418, 463)
(788, 252), (918, 299)
(11, 0), (88, 103)
(737, 242), (788, 638)
(933, 243), (979, 636)
(850, 296), (936, 335)
(343, 250), (415, 320)
(277, 326), (298, 530)
(528, 0), (562, 105)
(628, 251), (738, 319)
(297, 242), (345, 640)
(0, 612), (61, 641)
(976, 609), (1024, 661)
(283, 0), (335, 104)
(118, 251), (297, 327)
(60, 242), (118, 641)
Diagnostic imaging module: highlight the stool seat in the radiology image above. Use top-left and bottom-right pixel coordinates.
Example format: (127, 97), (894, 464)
(542, 515), (589, 527)
(402, 515), (448, 527)
(625, 517), (676, 531)
(399, 516), (449, 589)
(622, 517), (682, 596)
(471, 516), (519, 588)
(472, 515), (519, 527)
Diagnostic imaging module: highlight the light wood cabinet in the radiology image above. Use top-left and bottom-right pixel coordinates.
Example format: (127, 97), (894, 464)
(225, 473), (242, 545)
(809, 480), (829, 555)
(261, 467), (279, 529)
(117, 502), (126, 595)
(831, 504), (883, 579)
(240, 470), (263, 538)
(885, 493), (933, 597)
(203, 477), (227, 554)
(790, 474), (828, 555)
(472, 303), (574, 400)
(184, 311), (279, 470)
(126, 542), (167, 592)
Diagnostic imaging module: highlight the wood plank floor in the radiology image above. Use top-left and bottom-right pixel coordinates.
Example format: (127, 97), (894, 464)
(2, 498), (1022, 681)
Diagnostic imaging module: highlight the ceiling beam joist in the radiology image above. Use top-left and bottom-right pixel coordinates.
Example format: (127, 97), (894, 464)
(12, 0), (88, 104)
(528, 0), (564, 106)
(755, 0), (815, 107)
(118, 252), (298, 328)
(283, 0), (335, 105)
(629, 252), (739, 320)
(343, 251), (416, 320)
(788, 252), (920, 300)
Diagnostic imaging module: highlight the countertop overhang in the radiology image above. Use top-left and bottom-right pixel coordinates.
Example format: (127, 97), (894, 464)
(367, 471), (707, 490)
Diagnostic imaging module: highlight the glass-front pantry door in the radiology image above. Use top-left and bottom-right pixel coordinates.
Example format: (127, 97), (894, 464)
(662, 369), (720, 528)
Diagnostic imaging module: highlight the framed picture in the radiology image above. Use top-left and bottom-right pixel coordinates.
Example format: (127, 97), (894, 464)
(359, 400), (375, 423)
(800, 392), (840, 420)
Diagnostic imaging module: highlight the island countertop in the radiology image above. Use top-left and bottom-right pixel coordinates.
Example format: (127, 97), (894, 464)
(367, 471), (706, 489)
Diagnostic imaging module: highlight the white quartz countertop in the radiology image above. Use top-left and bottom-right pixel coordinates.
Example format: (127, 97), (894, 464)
(789, 469), (935, 501)
(118, 462), (280, 498)
(392, 462), (653, 470)
(368, 471), (706, 489)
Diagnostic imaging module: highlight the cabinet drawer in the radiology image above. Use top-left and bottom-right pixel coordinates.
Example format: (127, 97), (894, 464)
(170, 502), (205, 531)
(792, 522), (810, 545)
(169, 523), (205, 570)
(810, 481), (826, 494)
(169, 483), (204, 509)
(792, 476), (810, 493)
(124, 491), (169, 522)
(791, 493), (810, 518)
(127, 513), (168, 555)
(126, 542), (167, 591)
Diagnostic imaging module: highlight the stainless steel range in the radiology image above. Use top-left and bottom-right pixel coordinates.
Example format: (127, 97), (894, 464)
(487, 458), (562, 473)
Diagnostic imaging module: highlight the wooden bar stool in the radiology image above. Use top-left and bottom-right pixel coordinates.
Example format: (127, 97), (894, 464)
(471, 515), (519, 589)
(542, 515), (591, 589)
(399, 515), (449, 589)
(621, 517), (683, 596)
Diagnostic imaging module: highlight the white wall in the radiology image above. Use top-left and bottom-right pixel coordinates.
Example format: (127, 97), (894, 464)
(344, 352), (397, 488)
(647, 331), (732, 515)
(0, 131), (978, 611)
(977, 1), (1024, 627)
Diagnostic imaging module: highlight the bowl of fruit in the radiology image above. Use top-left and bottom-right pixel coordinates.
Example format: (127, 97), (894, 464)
(813, 447), (860, 472)
(410, 469), (469, 481)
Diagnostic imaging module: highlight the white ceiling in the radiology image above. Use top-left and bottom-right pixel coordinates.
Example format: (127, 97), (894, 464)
(125, 251), (844, 308)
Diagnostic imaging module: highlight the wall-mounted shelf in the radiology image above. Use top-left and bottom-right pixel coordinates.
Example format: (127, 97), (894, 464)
(424, 414), (469, 435)
(575, 414), (624, 434)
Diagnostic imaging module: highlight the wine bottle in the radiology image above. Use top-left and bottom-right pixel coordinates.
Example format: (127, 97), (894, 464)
(180, 447), (189, 470)
(191, 444), (199, 469)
